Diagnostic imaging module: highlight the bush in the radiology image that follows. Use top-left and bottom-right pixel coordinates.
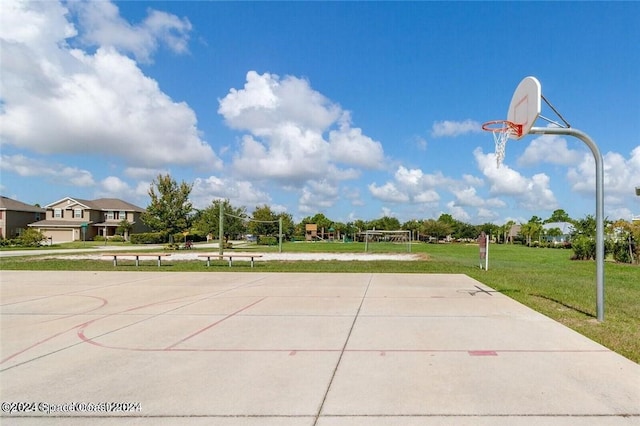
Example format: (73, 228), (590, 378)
(612, 240), (633, 264)
(110, 235), (125, 243)
(571, 236), (595, 260)
(258, 235), (277, 246)
(18, 229), (46, 247)
(130, 232), (166, 244)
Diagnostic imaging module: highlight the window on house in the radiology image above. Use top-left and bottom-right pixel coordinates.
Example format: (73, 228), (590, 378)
(119, 211), (126, 220)
(35, 212), (41, 221)
(106, 211), (114, 220)
(74, 209), (82, 218)
(54, 208), (62, 218)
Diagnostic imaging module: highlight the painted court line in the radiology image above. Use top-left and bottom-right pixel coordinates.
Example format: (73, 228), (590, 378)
(164, 297), (267, 350)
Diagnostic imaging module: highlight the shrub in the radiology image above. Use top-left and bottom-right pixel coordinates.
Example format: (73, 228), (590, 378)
(18, 229), (46, 247)
(130, 232), (166, 244)
(571, 235), (595, 260)
(258, 235), (277, 245)
(612, 240), (633, 264)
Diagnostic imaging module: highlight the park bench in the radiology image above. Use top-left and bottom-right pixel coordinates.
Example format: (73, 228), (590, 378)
(198, 254), (263, 268)
(102, 253), (171, 267)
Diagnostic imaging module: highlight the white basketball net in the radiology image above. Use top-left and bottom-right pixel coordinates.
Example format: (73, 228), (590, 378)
(482, 121), (520, 167)
(491, 130), (510, 167)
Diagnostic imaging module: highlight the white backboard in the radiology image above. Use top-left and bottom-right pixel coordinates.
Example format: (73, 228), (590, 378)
(507, 76), (541, 139)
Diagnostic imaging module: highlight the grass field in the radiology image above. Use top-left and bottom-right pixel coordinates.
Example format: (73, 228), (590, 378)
(1, 241), (638, 363)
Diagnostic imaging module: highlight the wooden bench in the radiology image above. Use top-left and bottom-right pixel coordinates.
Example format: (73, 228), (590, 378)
(102, 253), (171, 267)
(198, 254), (262, 268)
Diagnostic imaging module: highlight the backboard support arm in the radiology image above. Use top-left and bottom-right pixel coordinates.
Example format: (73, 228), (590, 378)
(529, 126), (605, 322)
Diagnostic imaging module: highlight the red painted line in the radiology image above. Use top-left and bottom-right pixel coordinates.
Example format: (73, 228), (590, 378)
(164, 297), (267, 350)
(39, 295), (108, 324)
(469, 350), (498, 356)
(1, 325), (80, 364)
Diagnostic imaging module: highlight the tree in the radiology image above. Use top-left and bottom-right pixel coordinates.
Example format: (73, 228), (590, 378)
(546, 209), (572, 224)
(500, 220), (516, 244)
(141, 174), (193, 239)
(546, 227), (563, 244)
(369, 216), (401, 231)
(193, 199), (247, 239)
(479, 222), (500, 241)
(248, 205), (279, 236)
(116, 219), (133, 241)
(520, 219), (543, 246)
(402, 219), (422, 241)
(421, 219), (452, 243)
(278, 212), (296, 240)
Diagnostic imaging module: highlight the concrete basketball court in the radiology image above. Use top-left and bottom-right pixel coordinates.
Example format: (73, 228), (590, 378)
(1, 271), (638, 425)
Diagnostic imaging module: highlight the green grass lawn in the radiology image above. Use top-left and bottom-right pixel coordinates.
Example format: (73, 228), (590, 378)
(1, 241), (638, 363)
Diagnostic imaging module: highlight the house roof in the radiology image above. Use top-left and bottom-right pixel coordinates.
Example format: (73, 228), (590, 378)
(542, 221), (575, 234)
(45, 197), (145, 212)
(0, 196), (46, 213)
(28, 220), (82, 228)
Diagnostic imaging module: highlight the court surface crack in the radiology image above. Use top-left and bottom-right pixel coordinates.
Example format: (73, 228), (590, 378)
(313, 274), (373, 426)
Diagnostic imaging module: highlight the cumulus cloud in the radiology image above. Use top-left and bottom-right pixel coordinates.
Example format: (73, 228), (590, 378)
(218, 71), (384, 183)
(0, 0), (220, 170)
(474, 148), (557, 211)
(431, 119), (481, 137)
(446, 201), (471, 222)
(567, 146), (640, 205)
(517, 134), (583, 167)
(190, 176), (271, 210)
(69, 1), (192, 63)
(368, 182), (410, 203)
(298, 180), (340, 213)
(0, 154), (95, 187)
(369, 166), (451, 205)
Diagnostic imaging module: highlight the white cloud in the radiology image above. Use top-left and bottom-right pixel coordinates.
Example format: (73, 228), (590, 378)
(190, 176), (271, 210)
(219, 71), (384, 184)
(101, 176), (129, 192)
(517, 134), (583, 167)
(0, 0), (220, 171)
(369, 166), (456, 206)
(124, 167), (169, 180)
(474, 148), (557, 211)
(452, 187), (485, 207)
(368, 182), (410, 203)
(0, 154), (95, 187)
(69, 1), (192, 63)
(567, 146), (640, 206)
(431, 119), (481, 137)
(446, 201), (471, 222)
(329, 122), (384, 169)
(298, 180), (340, 213)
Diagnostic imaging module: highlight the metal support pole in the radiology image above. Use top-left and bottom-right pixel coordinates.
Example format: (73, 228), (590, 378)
(278, 217), (283, 253)
(529, 127), (605, 321)
(218, 204), (224, 256)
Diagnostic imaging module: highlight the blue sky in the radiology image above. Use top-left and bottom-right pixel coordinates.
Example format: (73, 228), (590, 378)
(1, 1), (639, 225)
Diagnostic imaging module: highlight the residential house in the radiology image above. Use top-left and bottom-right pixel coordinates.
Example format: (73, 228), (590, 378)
(542, 221), (575, 244)
(507, 224), (521, 244)
(29, 197), (149, 243)
(0, 196), (46, 239)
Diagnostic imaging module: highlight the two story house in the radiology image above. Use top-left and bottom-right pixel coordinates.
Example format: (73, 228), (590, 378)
(0, 196), (46, 239)
(29, 197), (149, 243)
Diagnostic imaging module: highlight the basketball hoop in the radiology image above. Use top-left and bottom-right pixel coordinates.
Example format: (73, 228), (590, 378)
(482, 120), (522, 167)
